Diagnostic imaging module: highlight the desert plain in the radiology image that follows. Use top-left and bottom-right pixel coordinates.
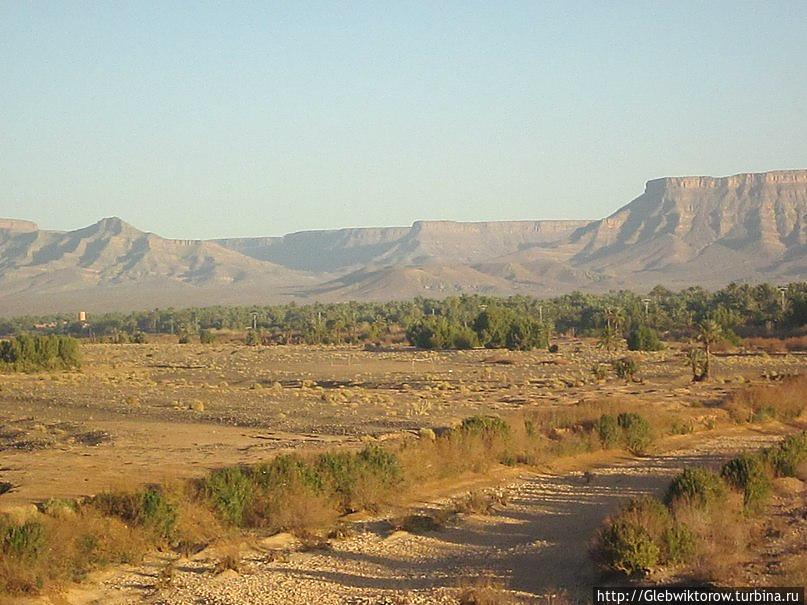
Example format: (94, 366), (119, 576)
(1, 340), (805, 604)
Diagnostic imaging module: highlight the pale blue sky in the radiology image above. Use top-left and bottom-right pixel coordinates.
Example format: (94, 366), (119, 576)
(1, 1), (805, 239)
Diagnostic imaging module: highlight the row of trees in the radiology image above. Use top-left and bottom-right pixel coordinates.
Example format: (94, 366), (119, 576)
(1, 282), (805, 348)
(0, 334), (81, 371)
(406, 307), (550, 351)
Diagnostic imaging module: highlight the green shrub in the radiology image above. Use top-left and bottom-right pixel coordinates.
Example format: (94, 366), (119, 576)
(593, 497), (694, 575)
(612, 357), (639, 381)
(664, 467), (726, 508)
(139, 488), (178, 539)
(199, 329), (216, 344)
(2, 521), (45, 561)
(92, 487), (177, 539)
(626, 325), (663, 351)
(460, 415), (510, 439)
(0, 334), (81, 372)
(617, 413), (652, 454)
(315, 451), (361, 506)
(595, 414), (621, 449)
(452, 326), (479, 350)
(406, 317), (480, 350)
(721, 454), (771, 510)
(661, 523), (696, 564)
(765, 432), (807, 477)
(253, 454), (322, 492)
(315, 446), (402, 512)
(204, 467), (254, 526)
(505, 316), (547, 351)
(358, 445), (403, 486)
(593, 497), (669, 575)
(596, 519), (660, 575)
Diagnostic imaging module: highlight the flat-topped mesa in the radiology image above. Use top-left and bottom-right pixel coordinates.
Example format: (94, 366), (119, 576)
(410, 219), (590, 236)
(0, 218), (38, 233)
(645, 170), (807, 194)
(572, 168), (807, 266)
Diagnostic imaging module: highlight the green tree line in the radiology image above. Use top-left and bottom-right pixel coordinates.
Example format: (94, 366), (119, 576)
(0, 282), (805, 349)
(0, 334), (81, 371)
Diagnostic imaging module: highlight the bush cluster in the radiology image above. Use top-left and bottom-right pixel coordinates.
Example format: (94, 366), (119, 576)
(594, 432), (807, 577)
(595, 413), (652, 454)
(720, 454), (771, 510)
(201, 445), (404, 528)
(626, 324), (664, 351)
(0, 334), (81, 371)
(593, 497), (694, 575)
(764, 432), (807, 478)
(406, 317), (479, 350)
(0, 409), (680, 596)
(407, 307), (549, 351)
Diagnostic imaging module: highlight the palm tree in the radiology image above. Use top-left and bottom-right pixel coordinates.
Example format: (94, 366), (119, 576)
(695, 320), (723, 380)
(597, 325), (620, 353)
(601, 307), (625, 332)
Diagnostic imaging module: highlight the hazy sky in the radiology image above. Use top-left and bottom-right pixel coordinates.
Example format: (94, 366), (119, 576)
(1, 1), (806, 239)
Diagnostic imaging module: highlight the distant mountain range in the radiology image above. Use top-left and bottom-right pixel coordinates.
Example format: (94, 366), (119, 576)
(2, 170), (806, 315)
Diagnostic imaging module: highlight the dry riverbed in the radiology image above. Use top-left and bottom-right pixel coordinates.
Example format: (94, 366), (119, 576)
(18, 427), (796, 605)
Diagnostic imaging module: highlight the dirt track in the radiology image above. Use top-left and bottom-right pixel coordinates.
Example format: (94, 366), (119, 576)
(35, 428), (784, 605)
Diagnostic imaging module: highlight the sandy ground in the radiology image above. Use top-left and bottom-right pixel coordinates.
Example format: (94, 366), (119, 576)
(23, 427), (790, 605)
(3, 342), (804, 509)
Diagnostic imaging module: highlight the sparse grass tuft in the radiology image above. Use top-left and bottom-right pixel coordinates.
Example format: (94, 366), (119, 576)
(457, 576), (515, 605)
(451, 490), (507, 515)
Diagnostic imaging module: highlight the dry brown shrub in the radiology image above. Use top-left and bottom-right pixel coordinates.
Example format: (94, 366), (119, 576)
(745, 336), (807, 353)
(0, 509), (148, 595)
(248, 485), (338, 536)
(214, 542), (242, 573)
(452, 490), (506, 515)
(722, 375), (807, 422)
(398, 429), (503, 484)
(457, 576), (515, 605)
(671, 492), (749, 582)
(173, 498), (227, 555)
(391, 513), (445, 533)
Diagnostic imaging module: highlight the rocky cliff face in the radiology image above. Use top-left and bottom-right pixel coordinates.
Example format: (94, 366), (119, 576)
(0, 217), (310, 313)
(568, 170), (807, 271)
(1, 170), (805, 314)
(0, 219), (38, 232)
(216, 220), (588, 272)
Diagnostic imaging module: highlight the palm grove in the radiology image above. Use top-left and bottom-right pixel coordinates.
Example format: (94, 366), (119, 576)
(1, 282), (806, 357)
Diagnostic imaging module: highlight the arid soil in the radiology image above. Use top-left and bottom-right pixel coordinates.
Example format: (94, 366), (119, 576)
(2, 341), (803, 510)
(17, 427), (799, 605)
